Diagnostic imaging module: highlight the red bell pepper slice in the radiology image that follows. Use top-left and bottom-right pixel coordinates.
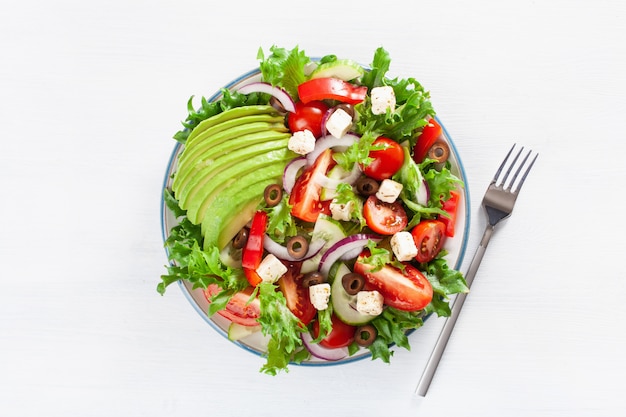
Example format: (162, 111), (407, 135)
(242, 210), (267, 286)
(297, 77), (368, 105)
(439, 189), (460, 238)
(412, 119), (442, 163)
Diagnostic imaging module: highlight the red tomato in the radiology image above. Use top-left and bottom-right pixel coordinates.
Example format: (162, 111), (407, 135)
(289, 148), (334, 223)
(354, 252), (433, 311)
(413, 119), (442, 163)
(277, 263), (317, 326)
(312, 314), (356, 349)
(362, 137), (405, 181)
(241, 211), (267, 286)
(204, 284), (261, 327)
(363, 195), (408, 235)
(439, 190), (461, 237)
(298, 78), (368, 105)
(287, 100), (329, 138)
(411, 220), (446, 263)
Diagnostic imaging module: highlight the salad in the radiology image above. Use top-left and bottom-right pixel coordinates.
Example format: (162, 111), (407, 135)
(159, 45), (469, 375)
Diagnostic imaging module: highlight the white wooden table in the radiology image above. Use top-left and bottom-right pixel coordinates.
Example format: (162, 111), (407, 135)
(2, 1), (625, 416)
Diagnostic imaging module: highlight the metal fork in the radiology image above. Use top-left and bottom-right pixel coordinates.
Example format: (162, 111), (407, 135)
(415, 144), (538, 397)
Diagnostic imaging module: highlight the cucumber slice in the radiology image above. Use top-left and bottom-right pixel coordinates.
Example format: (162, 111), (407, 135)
(310, 59), (365, 81)
(330, 263), (373, 326)
(227, 322), (262, 341)
(320, 165), (350, 201)
(301, 214), (346, 274)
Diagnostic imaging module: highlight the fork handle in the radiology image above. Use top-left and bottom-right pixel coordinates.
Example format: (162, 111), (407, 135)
(415, 224), (495, 397)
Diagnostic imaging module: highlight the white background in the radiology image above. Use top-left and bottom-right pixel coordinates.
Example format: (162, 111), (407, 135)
(2, 0), (625, 416)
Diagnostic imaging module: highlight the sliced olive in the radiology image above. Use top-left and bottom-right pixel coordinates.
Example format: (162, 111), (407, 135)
(427, 141), (450, 164)
(342, 272), (365, 295)
(355, 324), (377, 347)
(355, 176), (379, 196)
(232, 227), (249, 249)
(269, 96), (287, 113)
(264, 184), (283, 207)
(286, 235), (309, 259)
(302, 271), (326, 287)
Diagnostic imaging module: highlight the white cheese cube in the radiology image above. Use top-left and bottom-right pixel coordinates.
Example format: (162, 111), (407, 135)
(376, 179), (403, 203)
(370, 86), (396, 115)
(329, 199), (354, 222)
(356, 290), (384, 316)
(256, 254), (288, 283)
(309, 283), (331, 310)
(325, 108), (353, 138)
(288, 129), (316, 155)
(390, 231), (418, 262)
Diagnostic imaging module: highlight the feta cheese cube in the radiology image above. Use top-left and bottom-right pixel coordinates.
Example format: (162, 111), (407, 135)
(256, 254), (288, 283)
(325, 108), (353, 138)
(309, 283), (331, 310)
(370, 86), (396, 115)
(356, 290), (384, 316)
(329, 199), (354, 222)
(376, 179), (403, 203)
(390, 231), (418, 262)
(288, 129), (316, 155)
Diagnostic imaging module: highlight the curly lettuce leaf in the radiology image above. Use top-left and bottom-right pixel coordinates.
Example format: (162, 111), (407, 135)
(368, 307), (425, 362)
(258, 45), (310, 100)
(263, 194), (297, 243)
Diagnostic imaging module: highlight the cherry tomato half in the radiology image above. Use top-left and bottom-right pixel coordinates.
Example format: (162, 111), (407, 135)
(354, 251), (433, 311)
(363, 195), (408, 235)
(312, 314), (356, 349)
(277, 263), (316, 326)
(289, 148), (334, 223)
(411, 220), (446, 263)
(362, 137), (405, 181)
(204, 284), (261, 327)
(287, 100), (329, 138)
(439, 190), (461, 238)
(413, 119), (442, 164)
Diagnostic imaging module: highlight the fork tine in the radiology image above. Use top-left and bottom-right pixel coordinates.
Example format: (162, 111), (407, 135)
(513, 152), (538, 193)
(506, 149), (531, 191)
(500, 146), (523, 187)
(492, 144), (516, 184)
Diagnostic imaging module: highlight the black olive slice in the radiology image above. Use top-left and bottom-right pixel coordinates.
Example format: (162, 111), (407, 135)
(427, 141), (450, 164)
(342, 273), (365, 295)
(302, 271), (326, 288)
(232, 227), (249, 249)
(355, 176), (379, 196)
(286, 235), (309, 259)
(355, 324), (377, 347)
(264, 184), (283, 207)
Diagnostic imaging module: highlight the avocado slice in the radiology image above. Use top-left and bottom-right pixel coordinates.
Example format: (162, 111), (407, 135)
(184, 105), (280, 146)
(201, 167), (287, 250)
(183, 113), (286, 153)
(185, 148), (295, 225)
(174, 130), (290, 196)
(178, 136), (291, 214)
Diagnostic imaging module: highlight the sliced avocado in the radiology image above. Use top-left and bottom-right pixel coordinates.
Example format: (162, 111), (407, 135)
(184, 113), (286, 152)
(181, 144), (293, 223)
(201, 173), (283, 250)
(174, 131), (290, 197)
(309, 59), (365, 81)
(184, 105), (280, 146)
(331, 263), (373, 326)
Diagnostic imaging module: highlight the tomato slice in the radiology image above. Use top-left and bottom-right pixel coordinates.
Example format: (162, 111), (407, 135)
(354, 252), (433, 311)
(277, 262), (316, 326)
(298, 78), (368, 105)
(413, 119), (442, 164)
(241, 211), (267, 286)
(362, 137), (405, 181)
(411, 220), (446, 263)
(362, 195), (408, 235)
(439, 190), (460, 238)
(287, 100), (329, 138)
(289, 148), (334, 223)
(204, 284), (261, 327)
(312, 314), (356, 349)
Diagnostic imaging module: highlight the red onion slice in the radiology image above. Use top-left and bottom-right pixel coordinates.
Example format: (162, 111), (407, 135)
(282, 157), (307, 194)
(301, 331), (349, 361)
(319, 234), (381, 277)
(306, 134), (360, 166)
(263, 234), (326, 262)
(416, 179), (430, 206)
(237, 82), (296, 113)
